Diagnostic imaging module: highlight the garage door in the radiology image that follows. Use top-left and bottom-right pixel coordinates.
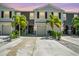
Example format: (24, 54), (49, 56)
(37, 23), (46, 36)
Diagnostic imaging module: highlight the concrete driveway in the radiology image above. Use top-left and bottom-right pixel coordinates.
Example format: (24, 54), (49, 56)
(0, 37), (78, 56)
(33, 37), (78, 56)
(61, 36), (79, 45)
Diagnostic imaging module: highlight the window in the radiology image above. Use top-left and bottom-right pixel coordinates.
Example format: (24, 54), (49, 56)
(63, 14), (66, 20)
(16, 12), (21, 15)
(51, 12), (53, 15)
(40, 12), (44, 18)
(45, 12), (47, 19)
(59, 13), (61, 19)
(37, 12), (39, 19)
(54, 12), (58, 17)
(74, 14), (77, 17)
(30, 12), (34, 19)
(1, 11), (4, 18)
(4, 11), (9, 18)
(9, 11), (12, 18)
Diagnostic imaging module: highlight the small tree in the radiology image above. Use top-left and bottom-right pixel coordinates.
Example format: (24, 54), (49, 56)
(12, 15), (27, 36)
(72, 16), (79, 35)
(47, 14), (62, 40)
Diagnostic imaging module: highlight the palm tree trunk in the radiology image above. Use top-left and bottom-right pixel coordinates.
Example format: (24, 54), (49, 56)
(19, 24), (20, 37)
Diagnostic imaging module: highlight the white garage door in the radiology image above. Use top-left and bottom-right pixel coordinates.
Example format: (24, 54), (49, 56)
(37, 23), (46, 36)
(2, 25), (12, 35)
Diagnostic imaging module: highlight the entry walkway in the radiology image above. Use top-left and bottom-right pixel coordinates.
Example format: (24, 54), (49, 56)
(0, 37), (78, 56)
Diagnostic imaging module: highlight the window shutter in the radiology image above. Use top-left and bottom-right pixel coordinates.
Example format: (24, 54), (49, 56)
(59, 13), (61, 19)
(1, 11), (4, 18)
(51, 12), (53, 15)
(37, 12), (39, 18)
(9, 11), (12, 18)
(45, 12), (47, 19)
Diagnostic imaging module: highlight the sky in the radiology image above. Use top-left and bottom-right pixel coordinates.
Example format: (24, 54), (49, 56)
(1, 3), (79, 12)
(2, 3), (79, 8)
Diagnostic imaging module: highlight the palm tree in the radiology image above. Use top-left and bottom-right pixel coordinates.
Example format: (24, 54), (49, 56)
(47, 14), (61, 30)
(47, 14), (62, 40)
(12, 15), (27, 36)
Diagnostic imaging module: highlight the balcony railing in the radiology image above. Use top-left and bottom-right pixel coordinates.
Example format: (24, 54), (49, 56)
(0, 18), (13, 22)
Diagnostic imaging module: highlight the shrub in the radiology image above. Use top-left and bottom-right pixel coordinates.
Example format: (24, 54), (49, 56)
(57, 32), (62, 40)
(50, 30), (62, 40)
(50, 30), (57, 39)
(10, 30), (19, 39)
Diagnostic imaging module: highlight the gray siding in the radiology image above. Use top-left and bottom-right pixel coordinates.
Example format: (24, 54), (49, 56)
(65, 13), (74, 25)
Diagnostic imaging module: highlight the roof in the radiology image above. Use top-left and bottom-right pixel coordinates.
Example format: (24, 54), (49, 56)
(34, 4), (64, 12)
(63, 8), (79, 13)
(1, 3), (79, 13)
(0, 4), (14, 11)
(0, 4), (64, 12)
(0, 3), (43, 12)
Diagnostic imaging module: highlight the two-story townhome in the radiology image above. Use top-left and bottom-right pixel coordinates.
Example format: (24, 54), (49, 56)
(0, 4), (15, 35)
(1, 4), (77, 36)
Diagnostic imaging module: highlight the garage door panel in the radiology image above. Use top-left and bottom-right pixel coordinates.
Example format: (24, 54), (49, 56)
(37, 23), (46, 36)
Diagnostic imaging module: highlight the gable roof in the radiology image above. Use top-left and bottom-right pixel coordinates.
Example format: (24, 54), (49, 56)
(0, 4), (14, 11)
(34, 4), (64, 12)
(0, 4), (64, 12)
(1, 3), (79, 13)
(63, 8), (79, 13)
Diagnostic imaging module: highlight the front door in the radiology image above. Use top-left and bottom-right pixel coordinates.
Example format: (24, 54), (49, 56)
(28, 25), (34, 34)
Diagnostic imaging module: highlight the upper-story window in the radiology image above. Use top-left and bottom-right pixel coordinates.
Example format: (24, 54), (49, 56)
(54, 12), (58, 17)
(1, 11), (4, 18)
(63, 14), (66, 20)
(9, 11), (12, 18)
(30, 12), (34, 19)
(40, 12), (44, 18)
(4, 11), (9, 18)
(59, 13), (61, 19)
(45, 12), (47, 19)
(16, 12), (21, 15)
(74, 14), (78, 17)
(37, 12), (39, 19)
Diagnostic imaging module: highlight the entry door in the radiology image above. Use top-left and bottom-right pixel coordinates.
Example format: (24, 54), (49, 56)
(28, 25), (34, 34)
(37, 23), (46, 36)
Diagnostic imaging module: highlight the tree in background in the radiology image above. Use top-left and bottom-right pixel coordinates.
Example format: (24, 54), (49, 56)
(72, 16), (79, 35)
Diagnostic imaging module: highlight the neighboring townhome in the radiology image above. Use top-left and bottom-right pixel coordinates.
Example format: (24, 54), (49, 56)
(0, 4), (15, 35)
(63, 9), (79, 34)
